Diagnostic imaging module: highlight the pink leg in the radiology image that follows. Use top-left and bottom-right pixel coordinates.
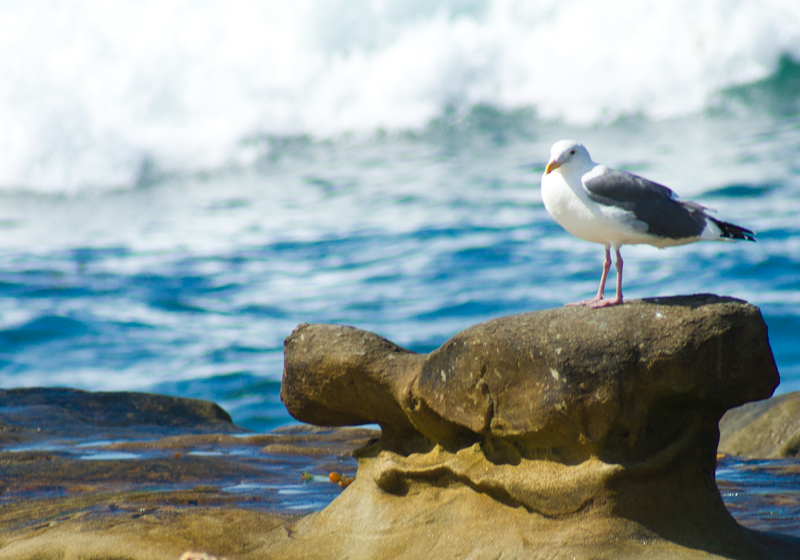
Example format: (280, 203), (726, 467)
(586, 247), (624, 308)
(566, 246), (625, 308)
(597, 246), (612, 300)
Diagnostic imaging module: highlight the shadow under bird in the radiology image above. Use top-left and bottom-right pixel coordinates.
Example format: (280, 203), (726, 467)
(541, 140), (755, 308)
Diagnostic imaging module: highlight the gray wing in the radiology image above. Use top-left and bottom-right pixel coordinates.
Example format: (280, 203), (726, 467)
(583, 168), (706, 239)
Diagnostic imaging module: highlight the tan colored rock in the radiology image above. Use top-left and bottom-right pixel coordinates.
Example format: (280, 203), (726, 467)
(0, 426), (374, 560)
(0, 491), (290, 560)
(720, 392), (800, 458)
(277, 295), (799, 559)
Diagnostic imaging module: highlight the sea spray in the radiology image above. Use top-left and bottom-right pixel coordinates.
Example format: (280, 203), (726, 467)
(0, 0), (799, 191)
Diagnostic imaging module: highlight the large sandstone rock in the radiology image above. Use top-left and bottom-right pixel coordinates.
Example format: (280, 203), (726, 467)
(277, 295), (799, 559)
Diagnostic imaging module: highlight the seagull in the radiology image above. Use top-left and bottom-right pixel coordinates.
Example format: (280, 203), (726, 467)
(541, 140), (755, 308)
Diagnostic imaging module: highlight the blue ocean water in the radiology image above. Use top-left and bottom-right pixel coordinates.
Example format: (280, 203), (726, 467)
(0, 2), (799, 431)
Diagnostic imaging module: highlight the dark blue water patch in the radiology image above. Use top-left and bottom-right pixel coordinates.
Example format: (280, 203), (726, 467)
(206, 344), (276, 364)
(449, 241), (525, 266)
(150, 296), (208, 314)
(153, 371), (274, 402)
(342, 299), (394, 314)
(237, 234), (422, 278)
(258, 232), (425, 281)
(69, 246), (131, 264)
(0, 269), (98, 299)
(423, 243), (540, 286)
(406, 336), (447, 354)
(753, 227), (799, 242)
(0, 316), (90, 346)
(0, 279), (24, 292)
(0, 277), (93, 299)
(416, 299), (521, 322)
(761, 313), (800, 374)
(363, 273), (404, 285)
(0, 320), (162, 374)
(215, 253), (251, 267)
(410, 226), (471, 243)
(693, 254), (789, 291)
(265, 234), (386, 263)
(409, 224), (526, 244)
(131, 271), (243, 313)
(0, 247), (132, 290)
(747, 256), (800, 290)
(132, 272), (225, 293)
(0, 262), (228, 304)
(237, 410), (294, 433)
(261, 227), (533, 276)
(704, 183), (781, 198)
(239, 304), (289, 318)
(563, 264), (605, 284)
(18, 285), (101, 299)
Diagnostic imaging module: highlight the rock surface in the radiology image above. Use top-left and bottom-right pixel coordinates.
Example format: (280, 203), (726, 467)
(277, 295), (800, 559)
(0, 388), (373, 560)
(720, 391), (800, 458)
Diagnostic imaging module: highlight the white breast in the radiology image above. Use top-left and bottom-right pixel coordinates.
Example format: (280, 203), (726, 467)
(541, 168), (655, 247)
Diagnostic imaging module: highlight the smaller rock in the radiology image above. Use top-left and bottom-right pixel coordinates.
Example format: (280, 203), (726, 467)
(0, 387), (245, 445)
(719, 392), (800, 458)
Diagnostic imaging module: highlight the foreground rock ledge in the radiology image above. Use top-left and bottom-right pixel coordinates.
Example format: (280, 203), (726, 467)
(277, 295), (800, 560)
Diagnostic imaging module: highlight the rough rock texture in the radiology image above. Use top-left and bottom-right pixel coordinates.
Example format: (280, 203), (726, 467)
(0, 490), (290, 560)
(720, 392), (800, 458)
(0, 387), (373, 560)
(278, 295), (800, 559)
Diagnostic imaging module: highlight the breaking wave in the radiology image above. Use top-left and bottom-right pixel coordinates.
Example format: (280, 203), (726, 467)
(1, 0), (799, 191)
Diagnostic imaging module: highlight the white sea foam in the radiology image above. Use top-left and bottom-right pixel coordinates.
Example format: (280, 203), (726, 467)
(0, 0), (799, 192)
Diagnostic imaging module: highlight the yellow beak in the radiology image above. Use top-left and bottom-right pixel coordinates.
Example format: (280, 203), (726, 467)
(545, 160), (561, 174)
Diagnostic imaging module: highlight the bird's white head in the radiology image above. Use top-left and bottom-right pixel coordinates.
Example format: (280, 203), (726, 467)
(544, 140), (592, 175)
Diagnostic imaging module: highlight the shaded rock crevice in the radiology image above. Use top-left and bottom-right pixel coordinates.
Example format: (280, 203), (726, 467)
(370, 442), (617, 518)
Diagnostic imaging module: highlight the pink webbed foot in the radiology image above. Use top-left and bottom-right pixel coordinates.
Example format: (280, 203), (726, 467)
(564, 296), (624, 308)
(584, 296), (623, 308)
(564, 296), (602, 307)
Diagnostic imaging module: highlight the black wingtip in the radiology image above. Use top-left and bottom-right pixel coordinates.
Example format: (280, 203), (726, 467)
(710, 217), (756, 242)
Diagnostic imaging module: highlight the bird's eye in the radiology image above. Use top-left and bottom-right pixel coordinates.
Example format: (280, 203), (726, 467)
(569, 149), (576, 155)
